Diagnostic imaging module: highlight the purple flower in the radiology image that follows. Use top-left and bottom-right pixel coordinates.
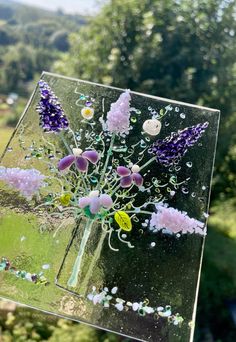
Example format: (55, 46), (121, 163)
(149, 203), (206, 235)
(117, 165), (143, 188)
(0, 167), (45, 199)
(149, 122), (209, 167)
(78, 191), (113, 214)
(58, 148), (99, 173)
(105, 90), (131, 135)
(36, 80), (69, 133)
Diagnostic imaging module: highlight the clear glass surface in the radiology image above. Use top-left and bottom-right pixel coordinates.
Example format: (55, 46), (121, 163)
(0, 72), (220, 341)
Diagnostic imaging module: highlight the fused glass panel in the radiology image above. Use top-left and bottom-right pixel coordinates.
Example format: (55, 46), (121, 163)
(0, 72), (219, 342)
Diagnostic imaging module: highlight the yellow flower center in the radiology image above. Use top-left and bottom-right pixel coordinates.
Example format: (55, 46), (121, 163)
(84, 109), (92, 116)
(81, 107), (94, 120)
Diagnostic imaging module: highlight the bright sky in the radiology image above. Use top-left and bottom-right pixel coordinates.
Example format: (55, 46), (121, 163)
(14, 0), (106, 14)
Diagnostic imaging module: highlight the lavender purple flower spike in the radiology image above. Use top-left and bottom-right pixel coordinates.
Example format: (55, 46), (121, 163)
(150, 203), (206, 235)
(105, 89), (131, 135)
(149, 122), (209, 167)
(36, 80), (69, 133)
(0, 167), (45, 199)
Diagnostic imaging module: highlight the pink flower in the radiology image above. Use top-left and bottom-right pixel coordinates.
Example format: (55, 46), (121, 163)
(78, 191), (113, 214)
(105, 90), (131, 135)
(117, 164), (143, 188)
(0, 167), (45, 199)
(58, 148), (99, 173)
(149, 203), (205, 235)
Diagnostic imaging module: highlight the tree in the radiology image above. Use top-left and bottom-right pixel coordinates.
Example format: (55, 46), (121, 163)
(0, 24), (19, 46)
(1, 44), (36, 94)
(0, 4), (13, 20)
(49, 30), (69, 52)
(23, 20), (62, 48)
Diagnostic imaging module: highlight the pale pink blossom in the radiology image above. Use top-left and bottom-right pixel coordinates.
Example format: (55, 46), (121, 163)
(0, 167), (45, 199)
(78, 192), (113, 214)
(105, 90), (131, 135)
(149, 203), (205, 235)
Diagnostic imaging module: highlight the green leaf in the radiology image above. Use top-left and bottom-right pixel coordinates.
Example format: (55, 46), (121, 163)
(114, 211), (132, 232)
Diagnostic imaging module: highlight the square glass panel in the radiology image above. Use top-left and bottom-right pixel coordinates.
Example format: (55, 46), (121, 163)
(0, 72), (220, 342)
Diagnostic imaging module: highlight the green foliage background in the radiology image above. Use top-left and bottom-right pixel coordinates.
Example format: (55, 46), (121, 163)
(1, 0), (236, 341)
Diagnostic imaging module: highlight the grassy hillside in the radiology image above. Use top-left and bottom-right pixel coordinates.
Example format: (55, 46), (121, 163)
(0, 0), (86, 25)
(0, 0), (86, 96)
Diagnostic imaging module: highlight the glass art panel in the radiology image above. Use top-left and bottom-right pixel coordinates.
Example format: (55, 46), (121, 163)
(0, 72), (220, 342)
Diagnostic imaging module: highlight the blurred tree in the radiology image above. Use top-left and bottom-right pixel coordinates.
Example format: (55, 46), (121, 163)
(54, 0), (236, 201)
(1, 44), (36, 94)
(49, 30), (70, 51)
(0, 27), (14, 45)
(49, 321), (101, 342)
(0, 307), (121, 342)
(0, 4), (14, 20)
(195, 219), (236, 341)
(0, 26), (18, 45)
(34, 48), (58, 74)
(23, 20), (63, 48)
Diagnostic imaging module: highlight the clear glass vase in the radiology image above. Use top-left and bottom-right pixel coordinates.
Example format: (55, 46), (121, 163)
(56, 217), (108, 297)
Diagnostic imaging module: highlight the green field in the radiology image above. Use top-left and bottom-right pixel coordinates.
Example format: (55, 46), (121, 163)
(0, 209), (76, 308)
(0, 127), (13, 154)
(0, 126), (75, 306)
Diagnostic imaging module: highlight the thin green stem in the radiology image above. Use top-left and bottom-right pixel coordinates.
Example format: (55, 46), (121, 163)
(139, 156), (156, 171)
(108, 209), (153, 216)
(96, 134), (115, 190)
(74, 178), (82, 195)
(59, 132), (90, 193)
(59, 132), (71, 154)
(117, 229), (134, 248)
(80, 173), (89, 193)
(68, 128), (79, 149)
(110, 183), (121, 197)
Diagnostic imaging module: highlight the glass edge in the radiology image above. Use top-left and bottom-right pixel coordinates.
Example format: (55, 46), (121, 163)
(191, 110), (221, 342)
(0, 294), (147, 342)
(41, 71), (221, 113)
(0, 75), (42, 163)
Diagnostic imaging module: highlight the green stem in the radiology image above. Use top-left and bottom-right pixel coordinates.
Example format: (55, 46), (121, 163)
(59, 132), (90, 193)
(110, 183), (121, 197)
(59, 132), (71, 154)
(108, 209), (153, 216)
(74, 179), (82, 195)
(96, 134), (115, 190)
(67, 219), (94, 288)
(80, 174), (89, 193)
(68, 128), (78, 148)
(139, 156), (156, 171)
